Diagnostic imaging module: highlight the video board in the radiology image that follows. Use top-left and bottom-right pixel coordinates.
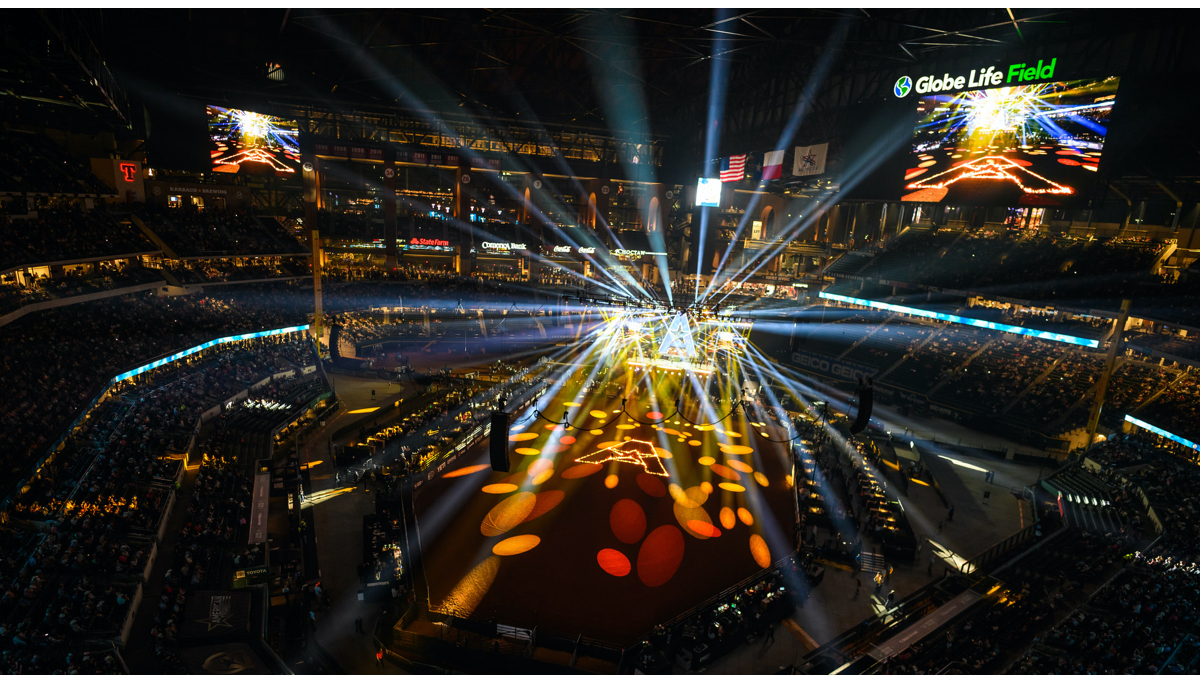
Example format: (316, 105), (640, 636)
(208, 106), (300, 177)
(902, 77), (1119, 206)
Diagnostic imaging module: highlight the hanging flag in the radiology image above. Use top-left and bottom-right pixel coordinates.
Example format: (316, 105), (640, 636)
(792, 143), (829, 176)
(762, 150), (786, 180)
(719, 154), (747, 182)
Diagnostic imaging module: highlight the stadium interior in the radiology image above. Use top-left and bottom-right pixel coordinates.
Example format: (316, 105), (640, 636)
(2, 7), (1200, 675)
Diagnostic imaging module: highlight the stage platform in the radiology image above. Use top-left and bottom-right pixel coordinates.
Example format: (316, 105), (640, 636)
(410, 363), (798, 647)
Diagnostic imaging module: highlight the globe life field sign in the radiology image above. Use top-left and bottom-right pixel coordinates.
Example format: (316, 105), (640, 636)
(895, 58), (1058, 97)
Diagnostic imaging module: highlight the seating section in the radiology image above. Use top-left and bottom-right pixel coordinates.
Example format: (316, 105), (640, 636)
(0, 131), (113, 195)
(0, 206), (158, 271)
(1137, 374), (1200, 441)
(136, 206), (307, 257)
(933, 337), (1058, 415)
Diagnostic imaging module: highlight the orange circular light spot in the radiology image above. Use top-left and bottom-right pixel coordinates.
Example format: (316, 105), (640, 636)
(636, 473), (666, 497)
(604, 474), (619, 489)
(720, 507), (736, 529)
(521, 490), (565, 523)
(688, 440), (702, 446)
(482, 483), (518, 494)
(663, 428), (680, 436)
(723, 430), (742, 438)
(492, 534), (541, 556)
(754, 472), (769, 487)
(514, 447), (540, 456)
(646, 411), (664, 420)
(481, 492), (537, 537)
(638, 525), (684, 587)
(559, 461), (600, 478)
(563, 402), (581, 407)
(560, 436), (576, 445)
(623, 436), (632, 441)
(738, 508), (754, 526)
(698, 456), (716, 466)
(727, 459), (753, 473)
(544, 424), (560, 431)
(443, 464), (490, 478)
(611, 499), (647, 544)
(597, 548), (631, 577)
(701, 481), (713, 494)
(598, 441), (620, 449)
(719, 444), (754, 455)
(531, 469), (554, 485)
(589, 410), (608, 419)
(905, 168), (928, 180)
(687, 520), (722, 538)
(527, 458), (554, 475)
(654, 447), (672, 459)
(750, 534), (771, 568)
(590, 429), (604, 436)
(710, 465), (741, 481)
(695, 425), (713, 431)
(718, 482), (745, 493)
(509, 432), (539, 442)
(685, 485), (708, 506)
(1058, 158), (1081, 166)
(918, 160), (937, 168)
(616, 424), (636, 430)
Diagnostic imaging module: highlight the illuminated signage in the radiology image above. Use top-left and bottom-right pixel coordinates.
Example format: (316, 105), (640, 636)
(119, 163), (139, 182)
(411, 238), (449, 247)
(114, 324), (311, 382)
(1124, 415), (1199, 452)
(896, 58), (1058, 97)
(481, 241), (527, 251)
(818, 291), (1099, 348)
(550, 246), (596, 255)
(611, 249), (667, 258)
(695, 177), (721, 208)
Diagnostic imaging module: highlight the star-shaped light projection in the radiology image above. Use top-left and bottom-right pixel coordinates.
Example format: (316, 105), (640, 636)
(575, 439), (668, 477)
(907, 155), (1072, 195)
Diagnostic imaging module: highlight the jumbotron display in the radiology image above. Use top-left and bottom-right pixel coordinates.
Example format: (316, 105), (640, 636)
(902, 76), (1120, 205)
(207, 105), (301, 176)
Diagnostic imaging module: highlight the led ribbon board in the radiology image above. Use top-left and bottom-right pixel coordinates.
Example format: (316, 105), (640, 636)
(114, 324), (311, 382)
(819, 292), (1099, 348)
(1124, 415), (1200, 452)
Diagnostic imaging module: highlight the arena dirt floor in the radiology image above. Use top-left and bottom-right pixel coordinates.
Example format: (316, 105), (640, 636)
(412, 358), (800, 647)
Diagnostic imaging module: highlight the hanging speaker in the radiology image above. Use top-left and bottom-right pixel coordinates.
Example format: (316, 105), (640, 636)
(489, 410), (511, 472)
(849, 380), (874, 435)
(328, 324), (341, 359)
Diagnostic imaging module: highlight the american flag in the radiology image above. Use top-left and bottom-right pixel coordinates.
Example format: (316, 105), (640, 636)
(719, 154), (747, 182)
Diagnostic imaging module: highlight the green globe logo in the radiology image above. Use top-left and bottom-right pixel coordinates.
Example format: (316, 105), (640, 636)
(894, 76), (912, 98)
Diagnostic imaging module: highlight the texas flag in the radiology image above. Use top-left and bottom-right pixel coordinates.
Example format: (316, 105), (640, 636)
(761, 150), (785, 180)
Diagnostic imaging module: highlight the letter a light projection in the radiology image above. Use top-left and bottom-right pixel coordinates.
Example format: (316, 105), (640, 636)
(658, 313), (698, 360)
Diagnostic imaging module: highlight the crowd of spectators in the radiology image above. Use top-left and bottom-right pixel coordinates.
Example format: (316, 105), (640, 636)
(0, 131), (112, 195)
(164, 257), (309, 285)
(1135, 373), (1200, 441)
(136, 205), (307, 257)
(1006, 351), (1100, 429)
(933, 336), (1062, 416)
(0, 204), (157, 271)
(0, 287), (314, 499)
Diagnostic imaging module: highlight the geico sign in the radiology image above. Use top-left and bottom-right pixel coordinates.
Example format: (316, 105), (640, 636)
(790, 352), (875, 381)
(910, 58), (1057, 96)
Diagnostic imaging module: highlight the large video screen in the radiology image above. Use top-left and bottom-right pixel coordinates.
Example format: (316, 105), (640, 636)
(207, 106), (300, 177)
(902, 77), (1119, 206)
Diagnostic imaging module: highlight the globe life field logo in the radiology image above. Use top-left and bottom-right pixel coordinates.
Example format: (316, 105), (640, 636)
(894, 58), (1058, 97)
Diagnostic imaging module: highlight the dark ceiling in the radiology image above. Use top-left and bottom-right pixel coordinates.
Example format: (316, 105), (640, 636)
(71, 8), (1191, 138)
